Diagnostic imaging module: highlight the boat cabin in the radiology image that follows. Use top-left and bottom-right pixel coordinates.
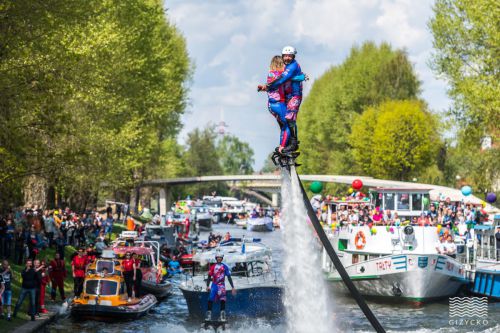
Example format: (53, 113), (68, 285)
(370, 188), (431, 219)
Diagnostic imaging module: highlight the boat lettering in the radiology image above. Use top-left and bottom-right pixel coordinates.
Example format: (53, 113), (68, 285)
(376, 260), (392, 271)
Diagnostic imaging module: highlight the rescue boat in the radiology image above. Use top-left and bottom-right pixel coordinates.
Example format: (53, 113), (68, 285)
(70, 252), (157, 320)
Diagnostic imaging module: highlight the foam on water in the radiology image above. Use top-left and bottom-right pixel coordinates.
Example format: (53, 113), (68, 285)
(280, 169), (334, 333)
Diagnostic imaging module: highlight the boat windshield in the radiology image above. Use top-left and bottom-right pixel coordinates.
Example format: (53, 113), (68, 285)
(96, 261), (115, 274)
(85, 279), (118, 296)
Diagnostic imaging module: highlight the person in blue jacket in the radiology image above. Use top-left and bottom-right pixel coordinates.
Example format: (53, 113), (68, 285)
(265, 46), (304, 153)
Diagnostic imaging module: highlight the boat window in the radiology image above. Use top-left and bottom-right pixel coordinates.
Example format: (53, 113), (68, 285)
(411, 193), (422, 211)
(397, 193), (410, 210)
(383, 193), (395, 211)
(230, 262), (248, 276)
(96, 261), (114, 274)
(100, 280), (118, 296)
(352, 254), (359, 264)
(84, 280), (99, 295)
(373, 192), (382, 209)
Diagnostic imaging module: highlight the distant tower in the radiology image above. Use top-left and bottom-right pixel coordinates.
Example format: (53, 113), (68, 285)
(217, 108), (229, 136)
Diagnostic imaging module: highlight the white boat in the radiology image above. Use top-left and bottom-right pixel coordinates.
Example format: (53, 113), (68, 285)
(179, 239), (284, 317)
(322, 188), (467, 303)
(247, 216), (274, 232)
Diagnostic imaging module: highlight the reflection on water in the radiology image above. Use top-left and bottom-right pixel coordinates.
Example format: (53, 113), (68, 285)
(46, 223), (499, 333)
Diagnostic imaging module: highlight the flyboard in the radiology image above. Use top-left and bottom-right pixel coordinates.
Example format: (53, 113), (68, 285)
(271, 150), (300, 169)
(203, 318), (227, 332)
(274, 153), (386, 333)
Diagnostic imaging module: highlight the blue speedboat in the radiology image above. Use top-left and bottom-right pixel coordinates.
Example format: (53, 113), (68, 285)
(178, 239), (284, 317)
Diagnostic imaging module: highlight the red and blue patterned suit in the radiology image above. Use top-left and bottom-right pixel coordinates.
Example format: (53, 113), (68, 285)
(267, 70), (290, 149)
(267, 59), (303, 121)
(208, 263), (231, 302)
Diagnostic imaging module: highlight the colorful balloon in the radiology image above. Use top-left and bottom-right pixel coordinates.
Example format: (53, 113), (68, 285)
(486, 192), (496, 204)
(461, 185), (472, 196)
(310, 181), (323, 194)
(352, 179), (363, 191)
(371, 227), (377, 235)
(348, 187), (354, 194)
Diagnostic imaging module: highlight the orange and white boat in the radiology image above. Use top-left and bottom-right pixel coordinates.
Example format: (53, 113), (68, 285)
(71, 252), (157, 320)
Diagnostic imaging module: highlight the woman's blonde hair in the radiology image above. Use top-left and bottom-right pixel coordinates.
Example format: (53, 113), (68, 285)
(270, 55), (284, 71)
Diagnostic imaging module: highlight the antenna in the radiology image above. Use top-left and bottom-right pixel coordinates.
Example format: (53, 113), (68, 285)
(217, 108), (229, 136)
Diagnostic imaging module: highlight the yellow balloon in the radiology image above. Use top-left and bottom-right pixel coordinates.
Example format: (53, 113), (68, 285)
(481, 201), (486, 208)
(348, 188), (354, 194)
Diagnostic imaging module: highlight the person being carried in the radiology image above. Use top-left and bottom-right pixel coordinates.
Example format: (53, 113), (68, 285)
(258, 54), (306, 154)
(258, 46), (305, 153)
(205, 251), (236, 322)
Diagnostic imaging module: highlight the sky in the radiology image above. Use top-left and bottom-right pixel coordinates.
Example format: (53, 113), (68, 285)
(165, 0), (451, 170)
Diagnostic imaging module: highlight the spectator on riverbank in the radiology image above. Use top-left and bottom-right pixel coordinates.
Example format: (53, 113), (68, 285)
(13, 259), (38, 321)
(0, 260), (13, 321)
(49, 252), (66, 301)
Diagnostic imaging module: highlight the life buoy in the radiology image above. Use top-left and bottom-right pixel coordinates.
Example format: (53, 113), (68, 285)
(355, 231), (366, 250)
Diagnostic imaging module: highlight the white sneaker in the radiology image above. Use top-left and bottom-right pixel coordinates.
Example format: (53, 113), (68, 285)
(220, 310), (226, 322)
(127, 298), (131, 302)
(205, 310), (211, 321)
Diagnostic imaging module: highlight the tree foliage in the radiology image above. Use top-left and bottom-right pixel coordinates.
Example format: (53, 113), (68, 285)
(0, 0), (191, 209)
(217, 135), (254, 175)
(298, 42), (421, 175)
(429, 0), (499, 133)
(350, 100), (440, 180)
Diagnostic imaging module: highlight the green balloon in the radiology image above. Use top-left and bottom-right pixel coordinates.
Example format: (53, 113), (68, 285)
(310, 181), (323, 194)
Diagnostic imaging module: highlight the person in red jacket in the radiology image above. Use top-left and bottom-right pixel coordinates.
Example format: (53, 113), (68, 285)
(38, 259), (50, 313)
(49, 252), (66, 301)
(121, 252), (136, 302)
(71, 248), (87, 298)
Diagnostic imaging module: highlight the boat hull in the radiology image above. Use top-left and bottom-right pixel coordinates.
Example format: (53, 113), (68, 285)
(70, 294), (157, 320)
(469, 269), (500, 300)
(326, 254), (466, 301)
(142, 280), (172, 299)
(180, 286), (284, 317)
(247, 217), (274, 232)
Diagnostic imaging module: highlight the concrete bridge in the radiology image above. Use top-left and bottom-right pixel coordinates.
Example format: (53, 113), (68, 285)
(139, 173), (481, 216)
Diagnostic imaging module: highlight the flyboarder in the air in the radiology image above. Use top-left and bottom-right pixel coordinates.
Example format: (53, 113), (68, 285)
(258, 46), (304, 154)
(258, 46), (306, 168)
(258, 55), (306, 154)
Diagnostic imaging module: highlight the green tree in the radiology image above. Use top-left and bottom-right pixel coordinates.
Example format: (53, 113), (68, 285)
(217, 135), (255, 175)
(350, 100), (440, 180)
(0, 0), (191, 209)
(429, 0), (499, 133)
(298, 42), (421, 175)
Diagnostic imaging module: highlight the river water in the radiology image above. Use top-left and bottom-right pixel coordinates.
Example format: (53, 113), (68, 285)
(46, 222), (499, 333)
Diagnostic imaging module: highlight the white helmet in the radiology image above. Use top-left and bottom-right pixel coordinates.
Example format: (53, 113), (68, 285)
(282, 45), (297, 55)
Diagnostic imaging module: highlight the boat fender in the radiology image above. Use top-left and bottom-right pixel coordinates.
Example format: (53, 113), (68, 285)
(355, 231), (366, 250)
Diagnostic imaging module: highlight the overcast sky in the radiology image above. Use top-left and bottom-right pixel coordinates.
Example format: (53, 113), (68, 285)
(165, 0), (450, 170)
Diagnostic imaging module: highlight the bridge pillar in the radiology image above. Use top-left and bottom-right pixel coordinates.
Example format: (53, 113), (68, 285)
(272, 193), (279, 207)
(159, 187), (172, 217)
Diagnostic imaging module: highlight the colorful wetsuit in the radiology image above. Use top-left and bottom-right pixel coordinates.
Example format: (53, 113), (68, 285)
(267, 59), (303, 121)
(208, 263), (231, 302)
(267, 70), (305, 149)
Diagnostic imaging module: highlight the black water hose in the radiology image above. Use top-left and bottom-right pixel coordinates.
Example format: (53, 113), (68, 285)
(293, 168), (385, 333)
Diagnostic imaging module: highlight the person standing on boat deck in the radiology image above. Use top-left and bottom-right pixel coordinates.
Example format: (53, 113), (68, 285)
(205, 252), (235, 322)
(445, 234), (457, 258)
(71, 248), (87, 298)
(132, 252), (143, 298)
(122, 252), (136, 302)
